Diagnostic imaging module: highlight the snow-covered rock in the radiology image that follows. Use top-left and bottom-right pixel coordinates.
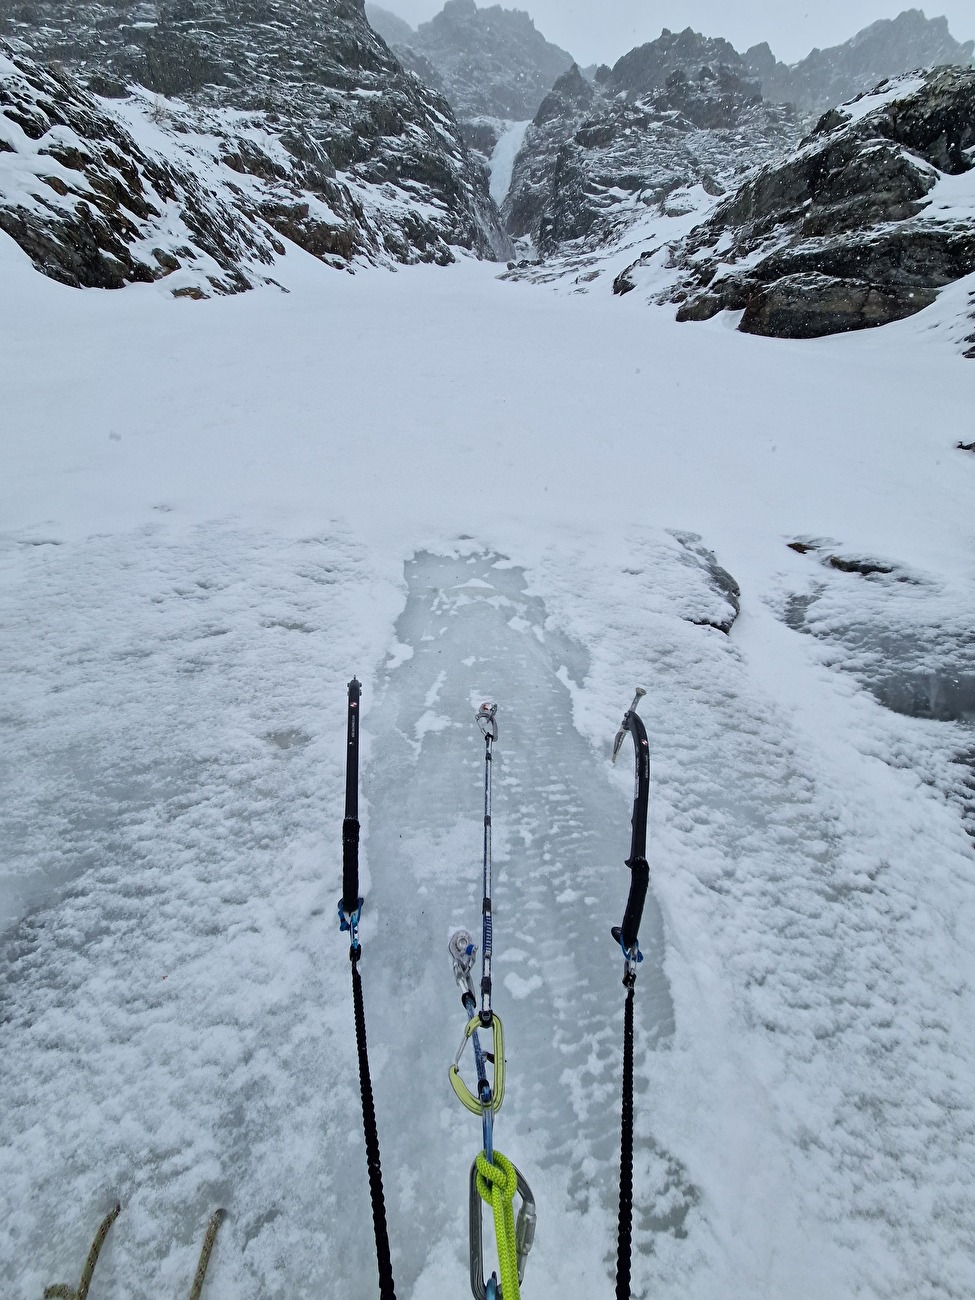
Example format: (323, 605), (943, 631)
(0, 42), (286, 294)
(503, 48), (798, 259)
(0, 0), (510, 270)
(645, 68), (975, 345)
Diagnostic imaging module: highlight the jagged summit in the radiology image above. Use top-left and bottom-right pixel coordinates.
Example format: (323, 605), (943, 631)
(534, 62), (594, 125)
(390, 0), (574, 122)
(745, 9), (975, 113)
(608, 27), (748, 97)
(504, 45), (795, 256)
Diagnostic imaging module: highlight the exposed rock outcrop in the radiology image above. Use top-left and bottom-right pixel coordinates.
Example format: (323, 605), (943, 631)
(0, 0), (510, 272)
(647, 68), (975, 341)
(744, 9), (974, 116)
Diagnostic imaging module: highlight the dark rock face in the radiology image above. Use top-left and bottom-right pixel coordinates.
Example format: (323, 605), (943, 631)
(0, 0), (510, 271)
(744, 10), (975, 116)
(504, 46), (797, 256)
(400, 0), (574, 122)
(0, 41), (284, 293)
(656, 67), (975, 342)
(738, 274), (939, 339)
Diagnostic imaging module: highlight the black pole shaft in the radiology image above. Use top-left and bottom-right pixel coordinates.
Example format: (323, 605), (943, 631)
(342, 678), (361, 916)
(340, 678), (396, 1299)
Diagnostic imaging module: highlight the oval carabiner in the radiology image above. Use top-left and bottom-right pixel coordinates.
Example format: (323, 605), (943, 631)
(449, 1013), (506, 1115)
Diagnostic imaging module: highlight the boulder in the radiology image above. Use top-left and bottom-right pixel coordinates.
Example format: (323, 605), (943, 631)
(738, 273), (938, 338)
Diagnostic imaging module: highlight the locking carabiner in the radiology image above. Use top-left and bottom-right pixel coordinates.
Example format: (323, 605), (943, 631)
(468, 1157), (536, 1299)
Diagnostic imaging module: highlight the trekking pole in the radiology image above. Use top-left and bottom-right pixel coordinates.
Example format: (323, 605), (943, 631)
(338, 678), (396, 1300)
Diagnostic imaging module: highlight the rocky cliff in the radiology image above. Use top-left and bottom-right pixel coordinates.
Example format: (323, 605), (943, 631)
(0, 0), (510, 276)
(745, 10), (974, 116)
(0, 40), (289, 293)
(503, 36), (797, 258)
(630, 68), (975, 345)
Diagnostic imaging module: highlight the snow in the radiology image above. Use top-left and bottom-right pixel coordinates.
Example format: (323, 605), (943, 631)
(489, 119), (531, 206)
(836, 74), (931, 124)
(1, 234), (975, 1299)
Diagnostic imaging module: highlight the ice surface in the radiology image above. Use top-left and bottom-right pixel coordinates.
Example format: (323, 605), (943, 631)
(489, 120), (531, 206)
(363, 551), (683, 1294)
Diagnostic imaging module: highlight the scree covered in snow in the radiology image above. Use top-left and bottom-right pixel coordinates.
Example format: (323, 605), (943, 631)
(2, 224), (975, 1299)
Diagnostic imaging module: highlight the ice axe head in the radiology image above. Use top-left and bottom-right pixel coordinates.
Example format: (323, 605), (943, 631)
(612, 686), (646, 764)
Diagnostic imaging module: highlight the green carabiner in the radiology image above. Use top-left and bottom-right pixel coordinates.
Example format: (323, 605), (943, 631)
(449, 1013), (506, 1115)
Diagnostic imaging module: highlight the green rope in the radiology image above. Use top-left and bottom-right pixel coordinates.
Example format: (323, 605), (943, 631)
(44, 1203), (121, 1300)
(475, 1150), (521, 1300)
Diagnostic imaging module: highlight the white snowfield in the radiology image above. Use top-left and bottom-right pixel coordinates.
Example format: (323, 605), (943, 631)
(1, 228), (974, 1300)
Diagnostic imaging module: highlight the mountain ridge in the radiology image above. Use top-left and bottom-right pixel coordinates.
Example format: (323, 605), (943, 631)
(0, 0), (511, 272)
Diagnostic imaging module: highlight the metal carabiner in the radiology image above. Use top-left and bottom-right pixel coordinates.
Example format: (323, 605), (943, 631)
(468, 1158), (537, 1299)
(476, 701), (499, 742)
(449, 1013), (505, 1115)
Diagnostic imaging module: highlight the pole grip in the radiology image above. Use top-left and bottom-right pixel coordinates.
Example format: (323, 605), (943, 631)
(620, 857), (649, 954)
(342, 818), (360, 916)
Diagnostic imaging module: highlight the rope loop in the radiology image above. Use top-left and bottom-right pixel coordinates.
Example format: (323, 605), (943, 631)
(475, 1150), (521, 1300)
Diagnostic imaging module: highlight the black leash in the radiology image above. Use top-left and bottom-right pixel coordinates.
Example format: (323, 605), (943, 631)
(616, 986), (636, 1300)
(610, 688), (651, 1300)
(338, 678), (396, 1300)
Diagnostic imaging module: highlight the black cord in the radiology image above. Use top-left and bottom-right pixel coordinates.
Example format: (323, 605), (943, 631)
(351, 949), (397, 1300)
(616, 986), (635, 1300)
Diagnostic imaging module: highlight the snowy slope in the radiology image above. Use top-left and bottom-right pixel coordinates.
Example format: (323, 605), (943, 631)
(2, 235), (975, 1299)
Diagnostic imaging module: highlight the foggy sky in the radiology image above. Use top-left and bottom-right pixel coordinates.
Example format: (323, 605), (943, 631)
(383, 1), (975, 67)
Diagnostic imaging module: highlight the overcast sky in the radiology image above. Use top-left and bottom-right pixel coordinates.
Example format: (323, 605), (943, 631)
(383, 1), (975, 67)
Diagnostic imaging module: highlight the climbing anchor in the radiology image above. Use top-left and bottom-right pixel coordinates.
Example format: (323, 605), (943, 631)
(447, 702), (536, 1300)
